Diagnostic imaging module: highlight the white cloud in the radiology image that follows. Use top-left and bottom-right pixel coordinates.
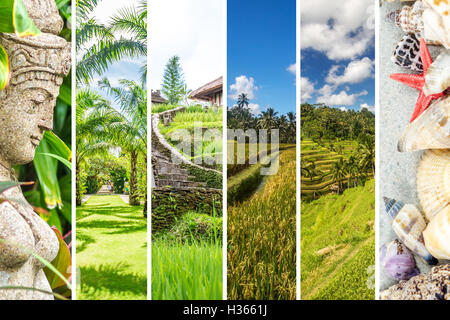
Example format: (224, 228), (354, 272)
(229, 75), (259, 100)
(317, 86), (367, 106)
(150, 0), (224, 90)
(300, 0), (374, 60)
(360, 103), (375, 113)
(340, 107), (348, 112)
(325, 57), (374, 85)
(301, 77), (315, 101)
(248, 103), (261, 115)
(287, 63), (296, 75)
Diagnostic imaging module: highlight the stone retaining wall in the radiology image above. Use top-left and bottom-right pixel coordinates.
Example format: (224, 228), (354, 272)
(151, 187), (222, 234)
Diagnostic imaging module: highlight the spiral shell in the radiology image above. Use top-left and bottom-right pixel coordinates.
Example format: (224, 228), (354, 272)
(391, 1), (425, 35)
(423, 50), (450, 96)
(392, 34), (423, 72)
(423, 205), (450, 260)
(397, 96), (450, 152)
(416, 149), (450, 221)
(384, 197), (438, 265)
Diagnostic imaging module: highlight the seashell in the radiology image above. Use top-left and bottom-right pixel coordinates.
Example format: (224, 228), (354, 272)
(416, 149), (450, 221)
(392, 34), (423, 72)
(391, 1), (425, 35)
(384, 197), (438, 265)
(381, 239), (420, 281)
(423, 50), (450, 96)
(397, 96), (450, 152)
(423, 205), (450, 260)
(422, 0), (450, 49)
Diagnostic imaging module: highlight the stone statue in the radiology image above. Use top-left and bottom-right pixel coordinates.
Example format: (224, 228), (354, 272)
(0, 0), (70, 300)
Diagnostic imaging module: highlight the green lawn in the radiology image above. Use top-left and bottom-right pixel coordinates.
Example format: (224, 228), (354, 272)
(76, 195), (147, 300)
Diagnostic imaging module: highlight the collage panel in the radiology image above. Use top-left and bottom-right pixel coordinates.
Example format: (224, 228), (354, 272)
(75, 0), (148, 300)
(0, 0), (72, 300)
(150, 0), (224, 300)
(379, 0), (449, 300)
(300, 0), (376, 300)
(227, 0), (297, 300)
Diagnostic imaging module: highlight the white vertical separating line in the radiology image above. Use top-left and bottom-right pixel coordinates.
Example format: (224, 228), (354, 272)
(296, 0), (301, 301)
(222, 0), (228, 301)
(71, 0), (77, 301)
(374, 0), (380, 301)
(147, 0), (152, 301)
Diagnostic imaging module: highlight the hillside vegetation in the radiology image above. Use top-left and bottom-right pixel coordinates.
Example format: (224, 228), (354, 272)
(301, 180), (375, 300)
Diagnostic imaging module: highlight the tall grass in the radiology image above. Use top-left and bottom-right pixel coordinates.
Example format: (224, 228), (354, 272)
(228, 149), (296, 300)
(152, 240), (222, 300)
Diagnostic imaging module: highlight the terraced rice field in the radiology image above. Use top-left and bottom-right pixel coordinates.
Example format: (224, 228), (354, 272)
(301, 140), (360, 199)
(301, 179), (375, 300)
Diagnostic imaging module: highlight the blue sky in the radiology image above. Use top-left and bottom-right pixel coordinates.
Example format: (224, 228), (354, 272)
(227, 0), (296, 115)
(300, 0), (375, 112)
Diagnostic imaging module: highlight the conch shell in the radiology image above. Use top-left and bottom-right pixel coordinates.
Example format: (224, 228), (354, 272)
(423, 50), (450, 96)
(423, 205), (450, 260)
(384, 197), (438, 265)
(416, 149), (450, 221)
(397, 96), (450, 152)
(389, 0), (450, 48)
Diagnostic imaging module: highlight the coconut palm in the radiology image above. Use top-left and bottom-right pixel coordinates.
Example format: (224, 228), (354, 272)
(76, 0), (147, 84)
(257, 107), (279, 130)
(331, 157), (346, 193)
(237, 93), (249, 108)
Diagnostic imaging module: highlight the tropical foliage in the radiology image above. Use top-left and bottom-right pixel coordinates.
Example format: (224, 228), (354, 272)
(228, 96), (296, 144)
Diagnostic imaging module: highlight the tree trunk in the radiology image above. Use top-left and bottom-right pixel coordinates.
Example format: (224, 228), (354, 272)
(129, 150), (140, 206)
(76, 162), (82, 206)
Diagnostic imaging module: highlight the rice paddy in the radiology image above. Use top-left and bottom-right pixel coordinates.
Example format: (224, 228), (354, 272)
(228, 148), (296, 300)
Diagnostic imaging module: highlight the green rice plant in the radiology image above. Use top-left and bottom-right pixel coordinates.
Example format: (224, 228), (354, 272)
(228, 149), (296, 300)
(301, 180), (375, 300)
(152, 239), (222, 300)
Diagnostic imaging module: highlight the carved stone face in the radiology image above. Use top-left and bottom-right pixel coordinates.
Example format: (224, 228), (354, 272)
(0, 79), (60, 165)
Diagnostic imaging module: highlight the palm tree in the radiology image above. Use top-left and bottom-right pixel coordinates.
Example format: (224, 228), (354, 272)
(99, 78), (147, 209)
(237, 93), (249, 108)
(76, 0), (147, 84)
(357, 135), (375, 176)
(76, 89), (123, 205)
(331, 158), (346, 193)
(258, 107), (279, 129)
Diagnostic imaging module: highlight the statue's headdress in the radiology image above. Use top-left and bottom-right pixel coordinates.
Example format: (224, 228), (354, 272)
(0, 0), (71, 86)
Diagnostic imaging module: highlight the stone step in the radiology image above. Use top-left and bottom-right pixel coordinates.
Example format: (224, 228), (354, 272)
(156, 162), (189, 176)
(157, 179), (206, 188)
(158, 173), (196, 181)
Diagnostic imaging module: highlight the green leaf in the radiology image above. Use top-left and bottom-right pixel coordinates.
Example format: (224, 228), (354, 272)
(43, 227), (72, 296)
(39, 153), (72, 170)
(0, 0), (41, 36)
(43, 131), (72, 161)
(0, 181), (33, 194)
(33, 139), (62, 209)
(0, 45), (9, 90)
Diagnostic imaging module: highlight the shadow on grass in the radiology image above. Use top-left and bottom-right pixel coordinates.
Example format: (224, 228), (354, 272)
(76, 219), (147, 235)
(78, 262), (147, 300)
(76, 231), (96, 254)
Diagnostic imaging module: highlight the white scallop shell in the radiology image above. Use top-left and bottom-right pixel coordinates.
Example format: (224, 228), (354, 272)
(417, 149), (450, 221)
(424, 50), (450, 96)
(423, 205), (450, 260)
(398, 96), (450, 152)
(423, 0), (450, 49)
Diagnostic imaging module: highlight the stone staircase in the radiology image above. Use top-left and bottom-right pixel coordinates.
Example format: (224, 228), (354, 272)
(152, 139), (206, 188)
(97, 185), (113, 195)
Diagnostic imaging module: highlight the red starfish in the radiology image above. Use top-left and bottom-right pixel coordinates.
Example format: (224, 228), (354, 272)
(390, 38), (445, 123)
